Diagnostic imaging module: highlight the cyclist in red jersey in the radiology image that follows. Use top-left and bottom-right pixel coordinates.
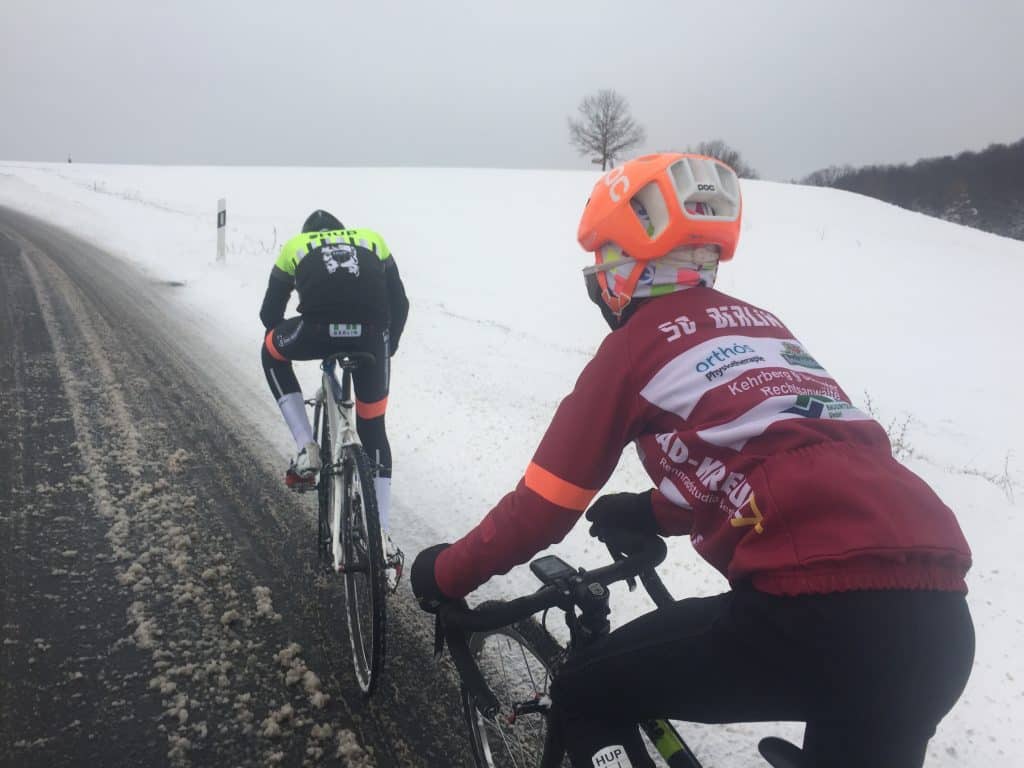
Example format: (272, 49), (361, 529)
(412, 154), (973, 768)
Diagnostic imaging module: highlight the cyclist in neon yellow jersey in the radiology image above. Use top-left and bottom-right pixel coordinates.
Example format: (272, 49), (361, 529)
(260, 210), (409, 568)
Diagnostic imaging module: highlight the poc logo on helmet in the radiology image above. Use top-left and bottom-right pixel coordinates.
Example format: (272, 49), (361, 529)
(697, 184), (716, 192)
(603, 167), (630, 203)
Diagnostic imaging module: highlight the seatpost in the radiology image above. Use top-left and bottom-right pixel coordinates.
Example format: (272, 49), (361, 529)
(340, 367), (353, 406)
(323, 358), (344, 405)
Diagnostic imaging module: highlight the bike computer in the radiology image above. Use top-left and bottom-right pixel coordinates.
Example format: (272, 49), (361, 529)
(530, 555), (578, 586)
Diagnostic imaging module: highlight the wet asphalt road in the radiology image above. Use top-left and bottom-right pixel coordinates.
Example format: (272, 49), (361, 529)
(0, 207), (473, 768)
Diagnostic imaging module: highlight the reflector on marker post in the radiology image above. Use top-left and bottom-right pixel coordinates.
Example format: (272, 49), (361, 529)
(217, 197), (227, 263)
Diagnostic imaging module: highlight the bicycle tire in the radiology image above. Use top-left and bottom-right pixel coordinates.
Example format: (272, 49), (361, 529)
(461, 610), (569, 768)
(341, 444), (387, 696)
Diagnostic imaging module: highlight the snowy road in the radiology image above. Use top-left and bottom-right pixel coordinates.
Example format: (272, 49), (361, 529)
(0, 208), (471, 768)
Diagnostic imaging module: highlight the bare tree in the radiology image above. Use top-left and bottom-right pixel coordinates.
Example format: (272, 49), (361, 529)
(801, 164), (856, 187)
(568, 89), (646, 170)
(687, 139), (759, 179)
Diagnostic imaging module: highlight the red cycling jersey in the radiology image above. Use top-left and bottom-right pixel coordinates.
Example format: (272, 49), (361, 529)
(435, 287), (971, 599)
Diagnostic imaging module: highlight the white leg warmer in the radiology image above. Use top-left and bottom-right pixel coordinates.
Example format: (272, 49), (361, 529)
(277, 391), (314, 450)
(374, 476), (391, 533)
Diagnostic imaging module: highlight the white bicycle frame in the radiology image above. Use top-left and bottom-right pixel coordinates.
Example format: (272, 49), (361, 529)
(320, 359), (362, 572)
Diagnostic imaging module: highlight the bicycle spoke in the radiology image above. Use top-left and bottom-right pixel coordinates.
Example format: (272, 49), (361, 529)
(518, 640), (544, 695)
(491, 720), (526, 768)
(466, 627), (562, 768)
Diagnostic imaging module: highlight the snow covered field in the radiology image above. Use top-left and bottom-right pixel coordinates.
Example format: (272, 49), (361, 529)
(1, 161), (1021, 766)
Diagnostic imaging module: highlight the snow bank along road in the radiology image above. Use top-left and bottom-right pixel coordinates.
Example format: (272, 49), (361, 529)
(0, 207), (471, 768)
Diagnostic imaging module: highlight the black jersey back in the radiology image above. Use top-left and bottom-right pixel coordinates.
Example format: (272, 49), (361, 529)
(271, 228), (392, 325)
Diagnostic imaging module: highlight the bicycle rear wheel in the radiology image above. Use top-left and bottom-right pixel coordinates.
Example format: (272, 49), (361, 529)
(462, 613), (569, 768)
(341, 444), (386, 696)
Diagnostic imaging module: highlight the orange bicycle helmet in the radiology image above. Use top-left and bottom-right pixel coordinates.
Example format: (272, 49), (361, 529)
(578, 153), (742, 321)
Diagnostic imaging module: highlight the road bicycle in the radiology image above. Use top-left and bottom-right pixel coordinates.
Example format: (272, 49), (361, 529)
(435, 535), (803, 767)
(307, 352), (388, 697)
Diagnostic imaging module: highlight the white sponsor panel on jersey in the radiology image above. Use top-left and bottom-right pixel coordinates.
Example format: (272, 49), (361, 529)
(658, 476), (693, 509)
(640, 335), (839, 420)
(697, 391), (871, 451)
(329, 323), (362, 338)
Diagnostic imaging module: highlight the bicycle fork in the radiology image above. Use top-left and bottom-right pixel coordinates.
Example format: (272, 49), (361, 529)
(559, 582), (704, 767)
(642, 719), (703, 767)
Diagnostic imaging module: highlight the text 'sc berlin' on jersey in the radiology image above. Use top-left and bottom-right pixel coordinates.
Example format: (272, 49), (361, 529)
(435, 287), (972, 600)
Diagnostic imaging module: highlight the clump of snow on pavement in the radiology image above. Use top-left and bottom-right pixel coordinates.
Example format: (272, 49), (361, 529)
(336, 728), (375, 767)
(273, 642), (331, 710)
(253, 585), (283, 622)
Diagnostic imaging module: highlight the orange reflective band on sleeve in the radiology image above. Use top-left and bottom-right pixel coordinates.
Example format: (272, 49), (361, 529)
(356, 397), (388, 419)
(264, 330), (288, 362)
(523, 462), (596, 511)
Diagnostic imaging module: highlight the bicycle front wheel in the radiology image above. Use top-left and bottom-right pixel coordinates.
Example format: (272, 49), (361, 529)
(341, 444), (386, 696)
(462, 614), (569, 768)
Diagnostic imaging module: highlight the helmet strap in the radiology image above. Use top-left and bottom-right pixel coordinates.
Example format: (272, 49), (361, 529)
(598, 262), (646, 318)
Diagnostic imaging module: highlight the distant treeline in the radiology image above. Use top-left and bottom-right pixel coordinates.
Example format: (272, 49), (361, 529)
(800, 138), (1024, 241)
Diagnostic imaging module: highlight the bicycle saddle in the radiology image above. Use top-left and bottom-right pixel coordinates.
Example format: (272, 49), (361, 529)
(323, 352), (376, 368)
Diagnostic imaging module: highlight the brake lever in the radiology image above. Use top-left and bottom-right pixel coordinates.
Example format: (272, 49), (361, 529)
(605, 543), (638, 592)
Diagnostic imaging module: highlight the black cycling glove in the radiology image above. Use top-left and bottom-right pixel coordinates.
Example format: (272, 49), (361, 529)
(411, 543), (453, 613)
(585, 490), (658, 542)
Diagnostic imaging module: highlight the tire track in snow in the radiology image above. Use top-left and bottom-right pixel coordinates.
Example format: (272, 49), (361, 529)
(15, 238), (372, 766)
(2, 212), (474, 767)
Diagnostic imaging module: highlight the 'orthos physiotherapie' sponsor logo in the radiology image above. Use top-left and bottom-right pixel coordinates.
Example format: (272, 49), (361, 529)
(695, 344), (765, 381)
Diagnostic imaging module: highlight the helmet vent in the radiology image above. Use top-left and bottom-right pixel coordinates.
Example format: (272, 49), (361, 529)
(631, 183), (670, 240)
(669, 159), (740, 220)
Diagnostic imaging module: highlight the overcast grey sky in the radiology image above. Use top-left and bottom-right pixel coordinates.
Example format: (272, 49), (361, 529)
(2, 0), (1022, 180)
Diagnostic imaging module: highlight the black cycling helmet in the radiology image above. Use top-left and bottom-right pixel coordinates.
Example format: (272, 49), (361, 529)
(302, 209), (345, 233)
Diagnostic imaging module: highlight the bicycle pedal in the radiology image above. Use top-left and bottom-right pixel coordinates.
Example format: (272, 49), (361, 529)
(385, 548), (405, 594)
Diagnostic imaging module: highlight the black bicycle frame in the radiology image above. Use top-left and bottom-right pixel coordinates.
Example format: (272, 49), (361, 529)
(440, 535), (705, 767)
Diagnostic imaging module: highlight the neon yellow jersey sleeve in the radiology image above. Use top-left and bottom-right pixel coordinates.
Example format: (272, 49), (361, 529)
(274, 233), (306, 276)
(343, 228), (392, 261)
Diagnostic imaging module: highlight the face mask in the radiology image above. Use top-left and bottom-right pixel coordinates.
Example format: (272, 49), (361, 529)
(582, 245), (720, 329)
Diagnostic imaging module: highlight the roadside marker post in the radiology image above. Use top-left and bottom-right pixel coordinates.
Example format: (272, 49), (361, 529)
(217, 198), (227, 263)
